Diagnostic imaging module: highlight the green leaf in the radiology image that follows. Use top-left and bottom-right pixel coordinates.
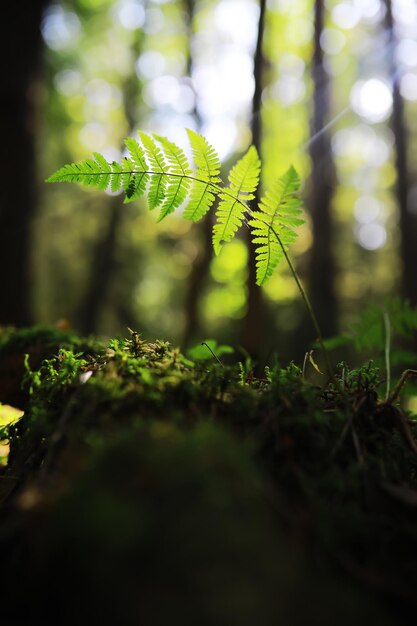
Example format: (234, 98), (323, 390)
(184, 129), (221, 222)
(186, 128), (221, 182)
(154, 135), (192, 221)
(46, 131), (306, 289)
(92, 152), (111, 190)
(123, 138), (149, 203)
(138, 131), (167, 210)
(110, 161), (123, 192)
(249, 165), (304, 286)
(46, 153), (112, 191)
(212, 146), (260, 254)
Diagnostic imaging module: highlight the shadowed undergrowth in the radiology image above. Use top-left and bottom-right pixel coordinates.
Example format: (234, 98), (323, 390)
(0, 326), (417, 625)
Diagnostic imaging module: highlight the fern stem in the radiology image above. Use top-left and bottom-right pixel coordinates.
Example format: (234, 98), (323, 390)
(383, 310), (391, 401)
(265, 224), (333, 378)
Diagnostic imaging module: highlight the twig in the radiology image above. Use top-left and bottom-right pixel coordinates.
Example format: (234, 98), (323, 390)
(383, 310), (391, 401)
(387, 369), (417, 405)
(201, 342), (223, 366)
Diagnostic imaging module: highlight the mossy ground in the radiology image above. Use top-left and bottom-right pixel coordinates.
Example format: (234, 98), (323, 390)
(0, 326), (417, 625)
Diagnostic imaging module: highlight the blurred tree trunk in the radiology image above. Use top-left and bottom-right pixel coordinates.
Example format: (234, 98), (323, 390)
(240, 0), (266, 358)
(77, 197), (123, 334)
(183, 211), (214, 347)
(307, 0), (338, 337)
(384, 0), (417, 306)
(182, 0), (214, 347)
(77, 30), (144, 334)
(0, 1), (49, 326)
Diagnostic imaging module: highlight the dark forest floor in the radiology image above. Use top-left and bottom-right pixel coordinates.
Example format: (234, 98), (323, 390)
(0, 325), (417, 625)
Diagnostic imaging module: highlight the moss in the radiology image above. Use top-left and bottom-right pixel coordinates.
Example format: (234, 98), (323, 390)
(0, 324), (103, 410)
(0, 328), (417, 624)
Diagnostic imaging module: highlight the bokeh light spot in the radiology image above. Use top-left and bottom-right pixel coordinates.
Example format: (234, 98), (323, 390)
(136, 51), (166, 80)
(115, 0), (145, 30)
(350, 79), (393, 123)
(215, 0), (259, 50)
(400, 73), (417, 101)
(353, 195), (382, 223)
(396, 39), (417, 68)
(320, 28), (346, 55)
(54, 70), (83, 97)
(356, 223), (387, 250)
(42, 6), (82, 50)
(332, 2), (360, 29)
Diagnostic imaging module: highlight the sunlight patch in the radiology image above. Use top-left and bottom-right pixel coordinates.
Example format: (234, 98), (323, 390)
(0, 404), (24, 466)
(350, 79), (393, 124)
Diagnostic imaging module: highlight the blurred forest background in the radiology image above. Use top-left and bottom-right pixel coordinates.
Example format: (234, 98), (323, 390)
(2, 0), (417, 363)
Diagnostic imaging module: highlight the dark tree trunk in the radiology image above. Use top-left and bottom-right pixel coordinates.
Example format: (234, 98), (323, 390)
(182, 0), (214, 347)
(0, 1), (49, 326)
(77, 197), (123, 334)
(183, 212), (214, 346)
(307, 0), (338, 337)
(384, 0), (417, 305)
(240, 0), (266, 358)
(77, 29), (144, 334)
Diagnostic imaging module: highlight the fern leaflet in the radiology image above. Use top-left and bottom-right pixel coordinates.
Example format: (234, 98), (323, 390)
(183, 129), (221, 222)
(249, 166), (304, 286)
(138, 131), (167, 210)
(153, 135), (192, 222)
(47, 154), (113, 190)
(212, 146), (260, 255)
(123, 138), (149, 203)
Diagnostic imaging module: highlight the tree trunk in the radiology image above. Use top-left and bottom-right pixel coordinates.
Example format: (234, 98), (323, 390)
(240, 0), (267, 358)
(77, 28), (144, 334)
(383, 0), (417, 305)
(77, 197), (123, 334)
(0, 1), (49, 326)
(182, 0), (215, 347)
(307, 0), (338, 337)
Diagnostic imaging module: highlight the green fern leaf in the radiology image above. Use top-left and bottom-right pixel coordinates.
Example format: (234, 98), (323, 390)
(110, 161), (123, 193)
(184, 181), (217, 223)
(183, 129), (221, 222)
(46, 130), (309, 298)
(249, 166), (304, 286)
(212, 146), (260, 255)
(138, 131), (167, 210)
(123, 138), (149, 203)
(46, 153), (112, 191)
(92, 152), (111, 190)
(186, 128), (221, 182)
(154, 135), (192, 222)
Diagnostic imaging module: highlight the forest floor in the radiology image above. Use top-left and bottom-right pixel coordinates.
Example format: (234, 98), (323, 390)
(0, 325), (417, 625)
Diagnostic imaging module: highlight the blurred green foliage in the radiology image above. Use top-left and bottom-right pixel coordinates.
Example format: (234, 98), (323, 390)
(36, 0), (417, 354)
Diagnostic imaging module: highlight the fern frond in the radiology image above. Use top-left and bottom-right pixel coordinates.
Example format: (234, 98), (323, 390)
(249, 166), (304, 286)
(184, 129), (221, 222)
(154, 135), (192, 222)
(212, 146), (260, 255)
(46, 135), (303, 288)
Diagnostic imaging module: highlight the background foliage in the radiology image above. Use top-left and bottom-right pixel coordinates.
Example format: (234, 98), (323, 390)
(2, 0), (417, 366)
